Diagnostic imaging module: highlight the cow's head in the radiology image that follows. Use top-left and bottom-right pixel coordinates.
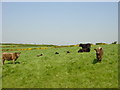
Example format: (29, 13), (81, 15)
(79, 44), (83, 47)
(94, 47), (102, 55)
(15, 52), (21, 57)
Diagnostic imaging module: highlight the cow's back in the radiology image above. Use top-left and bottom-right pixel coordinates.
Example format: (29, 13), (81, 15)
(2, 53), (13, 60)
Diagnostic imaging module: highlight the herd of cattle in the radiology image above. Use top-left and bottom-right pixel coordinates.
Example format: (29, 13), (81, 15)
(2, 43), (103, 65)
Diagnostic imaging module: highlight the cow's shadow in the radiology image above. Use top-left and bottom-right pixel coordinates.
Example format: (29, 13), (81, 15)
(7, 61), (20, 64)
(92, 59), (98, 64)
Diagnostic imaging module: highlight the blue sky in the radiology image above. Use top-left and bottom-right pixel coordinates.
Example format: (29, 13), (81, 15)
(2, 2), (118, 45)
(0, 2), (2, 43)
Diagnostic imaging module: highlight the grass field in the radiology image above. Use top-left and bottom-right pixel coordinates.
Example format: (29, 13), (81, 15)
(1, 44), (118, 88)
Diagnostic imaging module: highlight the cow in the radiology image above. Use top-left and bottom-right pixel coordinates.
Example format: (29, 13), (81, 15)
(78, 43), (91, 52)
(79, 43), (91, 48)
(2, 52), (21, 65)
(55, 52), (59, 54)
(36, 54), (43, 57)
(67, 51), (70, 53)
(94, 47), (103, 62)
(78, 48), (90, 53)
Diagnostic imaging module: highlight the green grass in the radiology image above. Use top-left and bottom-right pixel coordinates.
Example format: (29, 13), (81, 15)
(2, 44), (118, 88)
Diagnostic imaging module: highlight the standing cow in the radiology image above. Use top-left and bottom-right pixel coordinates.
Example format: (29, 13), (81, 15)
(2, 52), (21, 65)
(94, 47), (103, 62)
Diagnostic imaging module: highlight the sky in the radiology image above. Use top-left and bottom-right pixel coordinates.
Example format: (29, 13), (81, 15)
(2, 2), (118, 45)
(0, 2), (2, 44)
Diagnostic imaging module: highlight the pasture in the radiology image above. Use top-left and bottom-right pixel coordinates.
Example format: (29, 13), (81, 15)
(1, 44), (118, 88)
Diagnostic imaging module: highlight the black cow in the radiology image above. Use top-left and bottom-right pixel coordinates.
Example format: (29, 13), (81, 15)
(55, 52), (59, 54)
(78, 48), (90, 53)
(78, 43), (91, 53)
(66, 51), (70, 53)
(79, 43), (91, 48)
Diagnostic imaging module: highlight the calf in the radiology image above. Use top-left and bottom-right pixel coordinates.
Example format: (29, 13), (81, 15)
(37, 54), (43, 57)
(2, 52), (21, 65)
(94, 47), (103, 62)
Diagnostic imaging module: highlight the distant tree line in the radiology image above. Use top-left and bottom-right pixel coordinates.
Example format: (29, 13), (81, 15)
(1, 41), (118, 48)
(111, 41), (117, 44)
(1, 43), (56, 47)
(95, 41), (117, 45)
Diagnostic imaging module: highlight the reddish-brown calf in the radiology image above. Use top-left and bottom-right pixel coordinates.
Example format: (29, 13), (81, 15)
(2, 52), (21, 65)
(94, 47), (103, 62)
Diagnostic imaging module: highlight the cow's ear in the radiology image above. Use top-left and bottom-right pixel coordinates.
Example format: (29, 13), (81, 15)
(79, 44), (82, 47)
(94, 49), (96, 51)
(100, 48), (102, 50)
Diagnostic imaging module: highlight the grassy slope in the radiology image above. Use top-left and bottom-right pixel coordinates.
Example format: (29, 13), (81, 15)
(2, 44), (118, 88)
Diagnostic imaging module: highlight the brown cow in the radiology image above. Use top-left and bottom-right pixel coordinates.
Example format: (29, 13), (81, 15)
(94, 47), (103, 62)
(2, 52), (21, 64)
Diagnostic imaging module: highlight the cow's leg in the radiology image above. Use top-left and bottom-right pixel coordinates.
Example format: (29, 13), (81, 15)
(97, 59), (99, 62)
(96, 57), (100, 62)
(2, 59), (5, 65)
(98, 59), (101, 62)
(99, 57), (102, 62)
(13, 59), (15, 64)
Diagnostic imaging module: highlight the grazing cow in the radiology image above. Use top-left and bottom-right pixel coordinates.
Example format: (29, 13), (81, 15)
(55, 52), (59, 54)
(2, 52), (21, 65)
(78, 48), (90, 53)
(94, 47), (103, 62)
(79, 43), (91, 48)
(36, 54), (43, 57)
(78, 43), (91, 52)
(67, 51), (70, 53)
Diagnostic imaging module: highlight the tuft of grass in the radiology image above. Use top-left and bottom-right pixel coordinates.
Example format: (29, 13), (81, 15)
(2, 44), (118, 88)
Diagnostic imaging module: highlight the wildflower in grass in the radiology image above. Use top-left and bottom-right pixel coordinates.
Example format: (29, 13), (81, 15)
(24, 49), (27, 50)
(37, 48), (41, 49)
(28, 48), (32, 50)
(17, 49), (21, 51)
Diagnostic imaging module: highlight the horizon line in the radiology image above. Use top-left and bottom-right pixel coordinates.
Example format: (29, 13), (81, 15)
(1, 41), (117, 45)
